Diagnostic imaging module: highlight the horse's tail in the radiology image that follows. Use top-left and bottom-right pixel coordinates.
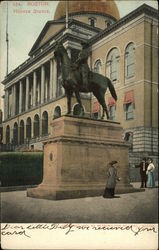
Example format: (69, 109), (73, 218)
(107, 78), (117, 101)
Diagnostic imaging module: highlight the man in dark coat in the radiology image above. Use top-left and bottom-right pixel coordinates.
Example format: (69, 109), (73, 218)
(135, 158), (148, 188)
(76, 41), (90, 91)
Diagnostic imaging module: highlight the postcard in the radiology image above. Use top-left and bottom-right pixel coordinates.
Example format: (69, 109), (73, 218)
(0, 1), (158, 249)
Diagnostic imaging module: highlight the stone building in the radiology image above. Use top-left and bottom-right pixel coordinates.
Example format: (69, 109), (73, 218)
(0, 84), (3, 144)
(1, 1), (158, 179)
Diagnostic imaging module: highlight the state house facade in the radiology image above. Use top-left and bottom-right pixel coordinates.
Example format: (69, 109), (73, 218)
(2, 1), (158, 179)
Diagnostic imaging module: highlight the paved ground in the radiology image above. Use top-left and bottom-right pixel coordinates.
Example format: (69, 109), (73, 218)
(1, 183), (158, 223)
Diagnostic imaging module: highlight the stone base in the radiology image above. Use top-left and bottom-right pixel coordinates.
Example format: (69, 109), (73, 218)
(27, 116), (143, 200)
(27, 183), (144, 200)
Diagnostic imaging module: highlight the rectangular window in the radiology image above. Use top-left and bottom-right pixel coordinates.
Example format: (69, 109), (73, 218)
(126, 103), (134, 120)
(110, 61), (117, 81)
(127, 63), (135, 77)
(109, 105), (115, 120)
(126, 51), (135, 78)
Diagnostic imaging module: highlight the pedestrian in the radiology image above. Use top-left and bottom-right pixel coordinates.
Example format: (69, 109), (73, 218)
(103, 161), (120, 198)
(134, 157), (148, 188)
(146, 158), (156, 188)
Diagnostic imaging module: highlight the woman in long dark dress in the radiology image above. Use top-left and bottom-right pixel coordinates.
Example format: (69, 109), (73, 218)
(103, 161), (120, 198)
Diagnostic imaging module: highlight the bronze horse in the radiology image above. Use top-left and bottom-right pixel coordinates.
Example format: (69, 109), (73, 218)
(54, 42), (117, 119)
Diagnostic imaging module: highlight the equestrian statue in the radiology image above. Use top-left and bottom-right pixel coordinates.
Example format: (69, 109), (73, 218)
(54, 41), (117, 119)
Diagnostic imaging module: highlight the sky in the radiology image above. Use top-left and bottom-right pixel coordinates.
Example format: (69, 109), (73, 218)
(0, 0), (158, 85)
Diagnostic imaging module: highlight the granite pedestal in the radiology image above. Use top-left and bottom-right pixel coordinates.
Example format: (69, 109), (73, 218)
(27, 116), (142, 200)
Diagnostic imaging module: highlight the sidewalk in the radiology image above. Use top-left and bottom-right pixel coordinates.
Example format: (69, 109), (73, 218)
(1, 182), (158, 223)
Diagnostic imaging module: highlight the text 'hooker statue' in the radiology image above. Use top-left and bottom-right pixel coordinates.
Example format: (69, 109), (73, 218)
(54, 42), (117, 119)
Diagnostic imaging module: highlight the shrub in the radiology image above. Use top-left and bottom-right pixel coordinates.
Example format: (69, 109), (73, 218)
(0, 152), (43, 187)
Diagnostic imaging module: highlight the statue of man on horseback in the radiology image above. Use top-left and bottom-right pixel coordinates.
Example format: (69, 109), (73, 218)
(54, 41), (117, 119)
(75, 42), (90, 92)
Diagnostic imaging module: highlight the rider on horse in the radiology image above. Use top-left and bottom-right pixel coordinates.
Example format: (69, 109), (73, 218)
(76, 41), (90, 92)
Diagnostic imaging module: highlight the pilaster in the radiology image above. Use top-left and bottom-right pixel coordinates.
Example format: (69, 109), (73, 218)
(53, 60), (57, 98)
(49, 59), (53, 100)
(12, 84), (16, 116)
(41, 65), (45, 104)
(33, 71), (37, 107)
(26, 76), (29, 110)
(19, 80), (23, 113)
(4, 89), (9, 119)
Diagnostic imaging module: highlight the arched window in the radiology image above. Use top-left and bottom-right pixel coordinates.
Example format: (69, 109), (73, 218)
(20, 120), (24, 145)
(34, 114), (40, 138)
(73, 104), (84, 116)
(26, 117), (32, 140)
(94, 60), (102, 74)
(13, 122), (18, 145)
(42, 111), (48, 135)
(53, 106), (61, 119)
(6, 125), (10, 144)
(125, 43), (135, 79)
(106, 48), (120, 83)
(105, 20), (112, 28)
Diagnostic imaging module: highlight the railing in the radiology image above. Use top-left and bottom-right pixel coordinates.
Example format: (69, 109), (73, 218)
(0, 143), (14, 152)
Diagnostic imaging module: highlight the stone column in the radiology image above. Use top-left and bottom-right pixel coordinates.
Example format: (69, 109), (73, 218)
(18, 121), (20, 145)
(67, 48), (71, 59)
(38, 80), (40, 104)
(49, 59), (53, 100)
(19, 80), (23, 113)
(5, 89), (9, 119)
(12, 84), (16, 116)
(33, 71), (37, 107)
(26, 76), (29, 110)
(31, 119), (34, 139)
(53, 60), (57, 98)
(45, 77), (48, 102)
(4, 91), (6, 120)
(41, 65), (45, 104)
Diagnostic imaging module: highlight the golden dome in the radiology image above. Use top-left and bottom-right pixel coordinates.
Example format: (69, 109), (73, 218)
(54, 0), (120, 21)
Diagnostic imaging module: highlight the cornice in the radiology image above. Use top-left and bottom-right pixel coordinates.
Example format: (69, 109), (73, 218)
(2, 19), (101, 86)
(2, 44), (56, 86)
(2, 4), (157, 86)
(90, 4), (158, 45)
(57, 11), (117, 22)
(29, 19), (101, 56)
(29, 20), (66, 55)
